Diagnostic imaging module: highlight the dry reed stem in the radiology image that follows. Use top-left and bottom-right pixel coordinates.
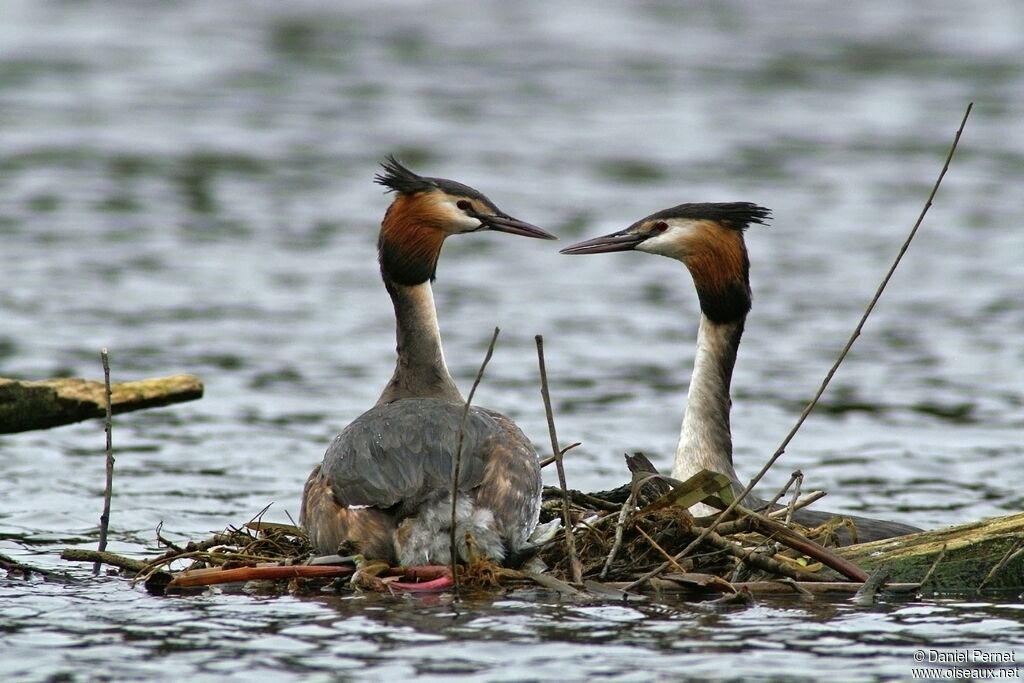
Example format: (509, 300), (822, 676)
(785, 473), (804, 526)
(768, 471), (805, 557)
(94, 348), (115, 575)
(449, 327), (501, 595)
(634, 526), (689, 574)
(600, 488), (636, 579)
(767, 491), (826, 519)
(539, 442), (581, 469)
(536, 335), (583, 585)
(624, 102), (974, 592)
(764, 470), (802, 512)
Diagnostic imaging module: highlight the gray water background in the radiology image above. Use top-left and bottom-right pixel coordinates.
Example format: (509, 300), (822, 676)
(1, 1), (1023, 680)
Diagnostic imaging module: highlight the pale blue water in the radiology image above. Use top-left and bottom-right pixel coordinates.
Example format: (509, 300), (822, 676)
(2, 1), (1023, 680)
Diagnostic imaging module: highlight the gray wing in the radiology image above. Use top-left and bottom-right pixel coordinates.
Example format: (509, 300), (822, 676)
(320, 397), (501, 509)
(475, 408), (543, 547)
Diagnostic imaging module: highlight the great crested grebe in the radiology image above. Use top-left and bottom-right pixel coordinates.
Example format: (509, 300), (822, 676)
(300, 157), (555, 565)
(561, 203), (918, 542)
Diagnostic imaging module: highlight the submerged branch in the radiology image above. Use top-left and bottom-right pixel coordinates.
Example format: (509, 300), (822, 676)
(62, 549), (149, 574)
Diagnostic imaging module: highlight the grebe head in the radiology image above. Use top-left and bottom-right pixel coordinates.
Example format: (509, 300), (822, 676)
(559, 202), (769, 259)
(561, 203), (771, 323)
(375, 156), (555, 240)
(374, 156), (554, 286)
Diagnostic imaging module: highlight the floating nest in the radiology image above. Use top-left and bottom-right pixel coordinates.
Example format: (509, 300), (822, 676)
(54, 455), (876, 599)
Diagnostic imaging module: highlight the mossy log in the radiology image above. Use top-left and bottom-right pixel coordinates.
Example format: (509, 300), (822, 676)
(60, 548), (150, 574)
(0, 374), (204, 434)
(837, 511), (1024, 593)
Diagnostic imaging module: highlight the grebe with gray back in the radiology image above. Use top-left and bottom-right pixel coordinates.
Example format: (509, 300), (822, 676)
(300, 158), (555, 565)
(561, 203), (919, 542)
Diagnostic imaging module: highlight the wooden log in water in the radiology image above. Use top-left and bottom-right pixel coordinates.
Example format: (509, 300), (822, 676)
(61, 548), (150, 574)
(0, 374), (203, 434)
(837, 511), (1024, 593)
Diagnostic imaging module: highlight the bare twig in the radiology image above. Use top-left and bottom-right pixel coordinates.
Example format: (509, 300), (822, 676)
(542, 485), (621, 512)
(784, 472), (804, 527)
(536, 335), (583, 585)
(600, 488), (636, 579)
(450, 327), (501, 594)
(137, 531), (247, 572)
(763, 470), (803, 512)
(634, 526), (689, 574)
(766, 491), (826, 519)
(155, 521), (184, 553)
(623, 103), (973, 592)
(539, 442), (581, 469)
(94, 349), (115, 574)
(247, 502), (274, 530)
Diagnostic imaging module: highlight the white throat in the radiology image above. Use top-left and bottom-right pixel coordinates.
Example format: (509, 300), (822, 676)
(671, 314), (743, 515)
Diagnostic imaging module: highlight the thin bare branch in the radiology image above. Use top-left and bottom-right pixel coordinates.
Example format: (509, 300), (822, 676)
(600, 488), (636, 579)
(763, 470), (803, 512)
(94, 349), (115, 574)
(449, 327), (501, 594)
(536, 335), (583, 585)
(539, 442), (581, 469)
(766, 491), (826, 519)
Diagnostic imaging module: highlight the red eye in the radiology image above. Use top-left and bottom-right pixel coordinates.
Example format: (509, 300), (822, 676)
(651, 221), (669, 233)
(456, 200), (472, 211)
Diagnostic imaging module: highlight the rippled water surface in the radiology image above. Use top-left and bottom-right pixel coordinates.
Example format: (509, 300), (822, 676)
(2, 1), (1023, 680)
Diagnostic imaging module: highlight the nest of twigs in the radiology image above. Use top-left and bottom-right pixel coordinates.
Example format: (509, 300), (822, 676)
(135, 521), (316, 593)
(534, 482), (857, 587)
(59, 456), (868, 598)
(539, 499), (706, 579)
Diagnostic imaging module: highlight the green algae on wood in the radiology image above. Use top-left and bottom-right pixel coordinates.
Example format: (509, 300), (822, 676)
(837, 511), (1024, 593)
(0, 374), (204, 433)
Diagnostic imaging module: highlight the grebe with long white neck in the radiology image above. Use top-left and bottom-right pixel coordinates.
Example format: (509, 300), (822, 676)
(561, 203), (918, 542)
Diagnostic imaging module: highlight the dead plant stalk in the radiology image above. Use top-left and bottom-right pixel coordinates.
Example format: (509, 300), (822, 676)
(450, 327), (501, 594)
(600, 488), (636, 579)
(536, 335), (583, 585)
(94, 348), (115, 574)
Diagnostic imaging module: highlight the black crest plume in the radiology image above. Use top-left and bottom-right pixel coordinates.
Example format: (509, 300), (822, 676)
(648, 202), (772, 231)
(374, 155), (491, 202)
(374, 156), (436, 195)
